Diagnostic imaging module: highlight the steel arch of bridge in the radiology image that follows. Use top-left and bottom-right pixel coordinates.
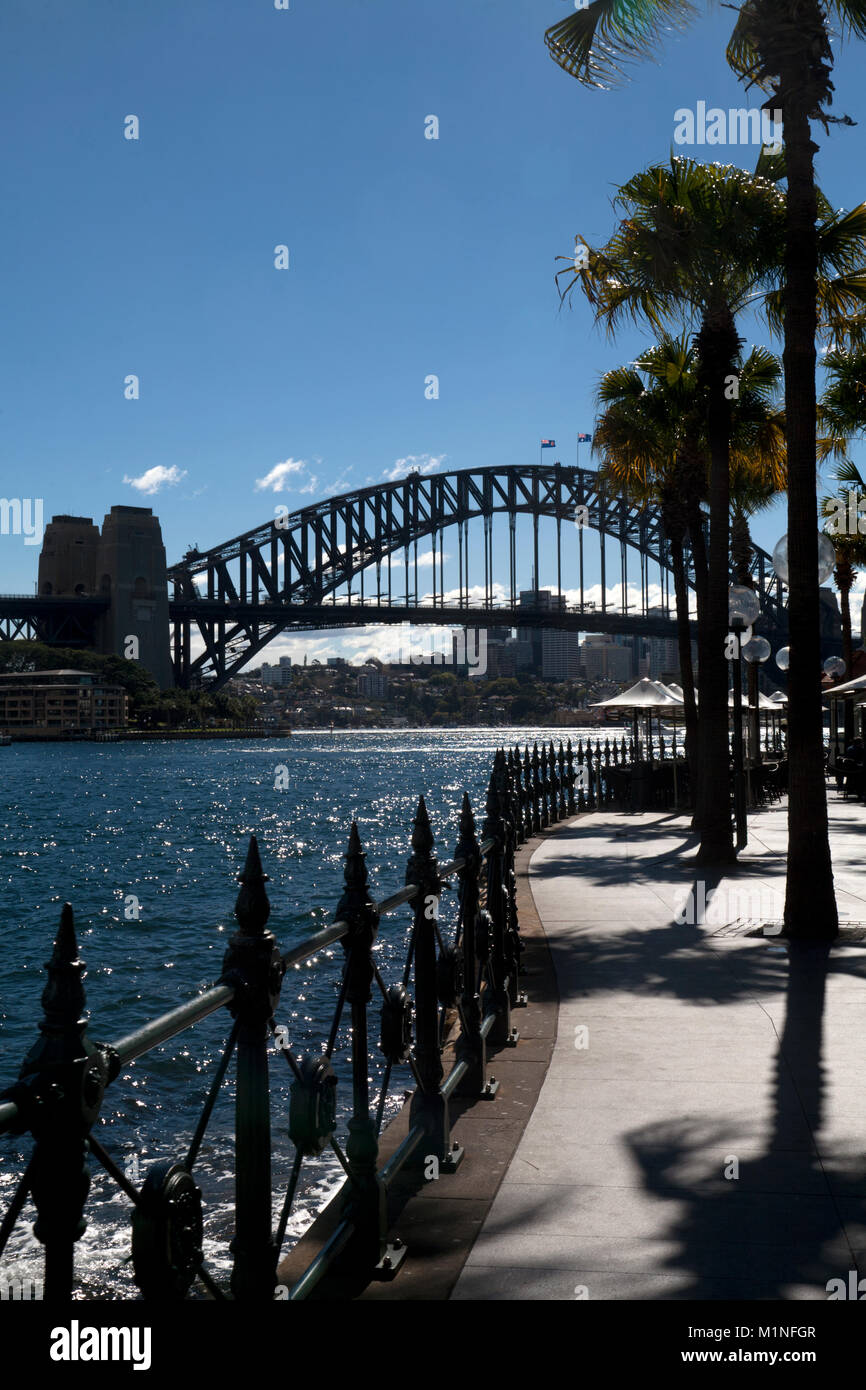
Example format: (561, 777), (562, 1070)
(167, 464), (788, 688)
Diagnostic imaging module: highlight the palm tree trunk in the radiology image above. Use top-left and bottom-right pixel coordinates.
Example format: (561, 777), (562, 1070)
(695, 310), (738, 864)
(782, 78), (838, 939)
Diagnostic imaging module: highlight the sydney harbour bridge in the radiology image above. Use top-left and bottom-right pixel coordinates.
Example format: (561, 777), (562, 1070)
(0, 464), (796, 691)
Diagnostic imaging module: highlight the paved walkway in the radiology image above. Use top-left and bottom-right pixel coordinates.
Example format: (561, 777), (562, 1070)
(452, 796), (866, 1300)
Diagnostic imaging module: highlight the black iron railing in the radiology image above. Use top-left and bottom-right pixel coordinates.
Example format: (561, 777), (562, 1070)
(0, 732), (687, 1302)
(0, 741), (594, 1302)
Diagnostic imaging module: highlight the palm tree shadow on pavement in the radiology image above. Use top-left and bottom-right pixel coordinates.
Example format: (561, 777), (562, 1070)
(623, 942), (866, 1298)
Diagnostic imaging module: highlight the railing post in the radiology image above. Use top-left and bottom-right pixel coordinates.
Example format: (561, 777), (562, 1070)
(333, 823), (394, 1274)
(558, 741), (568, 818)
(507, 748), (523, 847)
(8, 906), (113, 1303)
(539, 743), (550, 829)
(407, 797), (461, 1170)
(576, 739), (587, 811)
(496, 750), (525, 1012)
(454, 793), (497, 1099)
(548, 740), (559, 824)
(523, 746), (534, 840)
(221, 836), (285, 1301)
(531, 742), (542, 833)
(483, 760), (519, 1047)
(566, 738), (577, 814)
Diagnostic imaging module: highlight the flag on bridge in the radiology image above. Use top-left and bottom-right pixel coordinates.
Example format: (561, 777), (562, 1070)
(541, 439), (555, 448)
(578, 433), (592, 443)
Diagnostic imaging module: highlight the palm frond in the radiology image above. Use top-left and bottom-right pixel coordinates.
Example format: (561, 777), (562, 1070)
(544, 0), (697, 89)
(827, 0), (866, 39)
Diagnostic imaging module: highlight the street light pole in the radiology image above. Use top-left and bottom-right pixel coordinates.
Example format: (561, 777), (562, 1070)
(729, 585), (762, 852)
(732, 620), (747, 850)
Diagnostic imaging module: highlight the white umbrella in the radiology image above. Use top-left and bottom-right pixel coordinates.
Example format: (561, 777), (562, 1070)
(591, 678), (683, 781)
(824, 673), (866, 696)
(591, 677), (683, 709)
(726, 690), (779, 710)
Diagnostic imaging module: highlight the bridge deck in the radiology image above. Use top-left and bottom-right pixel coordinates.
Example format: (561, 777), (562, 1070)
(452, 799), (866, 1301)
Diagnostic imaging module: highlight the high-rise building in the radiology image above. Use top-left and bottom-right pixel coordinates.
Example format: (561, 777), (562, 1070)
(261, 662), (293, 687)
(580, 634), (633, 682)
(541, 628), (583, 680)
(516, 590), (581, 679)
(357, 670), (389, 699)
(645, 609), (681, 680)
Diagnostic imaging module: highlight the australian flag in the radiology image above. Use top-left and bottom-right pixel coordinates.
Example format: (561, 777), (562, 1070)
(541, 439), (555, 448)
(578, 433), (592, 443)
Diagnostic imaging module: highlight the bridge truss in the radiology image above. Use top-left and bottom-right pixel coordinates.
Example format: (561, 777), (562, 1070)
(166, 464), (789, 689)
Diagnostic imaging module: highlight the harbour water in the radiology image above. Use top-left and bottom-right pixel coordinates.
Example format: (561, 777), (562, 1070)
(0, 726), (604, 1298)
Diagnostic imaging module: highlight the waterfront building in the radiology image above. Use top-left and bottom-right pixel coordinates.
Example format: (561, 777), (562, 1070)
(0, 669), (128, 736)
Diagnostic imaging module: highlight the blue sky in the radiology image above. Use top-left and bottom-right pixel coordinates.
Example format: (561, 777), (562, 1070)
(2, 0), (865, 661)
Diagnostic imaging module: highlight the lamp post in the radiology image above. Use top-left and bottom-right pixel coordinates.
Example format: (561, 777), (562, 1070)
(742, 635), (771, 803)
(729, 585), (761, 849)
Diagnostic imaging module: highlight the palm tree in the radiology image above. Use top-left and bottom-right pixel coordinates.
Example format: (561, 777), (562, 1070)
(595, 337), (788, 809)
(561, 157), (786, 862)
(593, 336), (703, 792)
(544, 0), (866, 937)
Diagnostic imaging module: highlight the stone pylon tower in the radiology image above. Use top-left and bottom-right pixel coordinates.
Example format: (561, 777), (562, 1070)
(96, 507), (172, 688)
(38, 516), (101, 596)
(37, 506), (173, 689)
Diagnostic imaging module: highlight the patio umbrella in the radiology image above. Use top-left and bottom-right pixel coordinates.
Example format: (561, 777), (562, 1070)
(591, 678), (685, 792)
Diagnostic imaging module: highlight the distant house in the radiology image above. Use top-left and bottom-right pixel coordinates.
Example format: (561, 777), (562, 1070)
(0, 670), (128, 736)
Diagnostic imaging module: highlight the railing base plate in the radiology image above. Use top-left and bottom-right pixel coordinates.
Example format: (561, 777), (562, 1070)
(373, 1242), (408, 1281)
(441, 1144), (465, 1174)
(481, 1078), (500, 1100)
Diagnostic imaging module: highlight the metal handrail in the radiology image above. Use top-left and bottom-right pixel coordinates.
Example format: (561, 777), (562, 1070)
(0, 737), (592, 1301)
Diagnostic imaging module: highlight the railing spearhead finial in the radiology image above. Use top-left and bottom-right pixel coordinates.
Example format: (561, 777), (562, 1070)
(336, 821), (374, 920)
(406, 794), (436, 885)
(234, 834), (271, 936)
(482, 768), (498, 842)
(40, 903), (87, 1035)
(455, 790), (479, 864)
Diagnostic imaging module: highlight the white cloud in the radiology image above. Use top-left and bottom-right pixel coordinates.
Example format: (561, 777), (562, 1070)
(255, 459), (309, 493)
(124, 465), (187, 495)
(415, 548), (451, 568)
(339, 624), (452, 663)
(383, 454), (446, 482)
(322, 471), (353, 498)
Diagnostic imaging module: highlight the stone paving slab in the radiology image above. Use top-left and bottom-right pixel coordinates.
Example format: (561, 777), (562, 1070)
(452, 796), (866, 1302)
